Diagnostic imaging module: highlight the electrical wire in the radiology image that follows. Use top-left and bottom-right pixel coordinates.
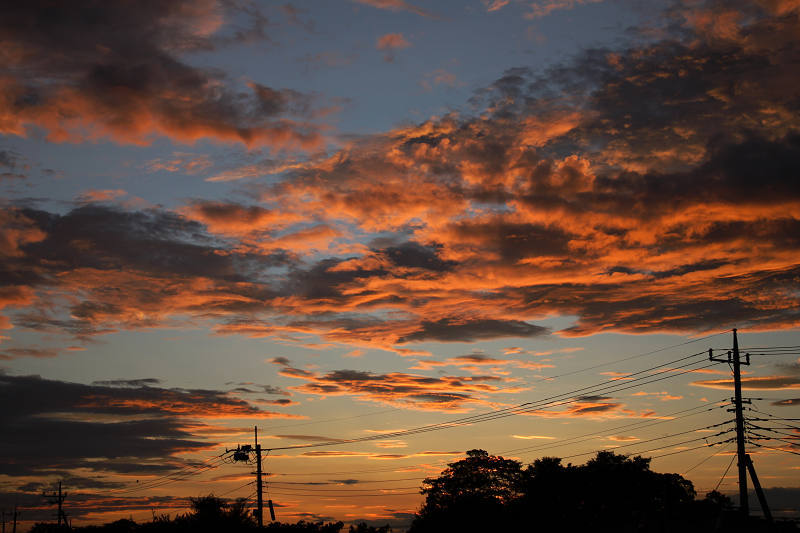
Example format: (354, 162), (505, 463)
(265, 352), (720, 452)
(746, 423), (800, 440)
(714, 451), (737, 491)
(503, 400), (728, 456)
(649, 439), (735, 459)
(682, 444), (734, 475)
(269, 477), (427, 485)
(557, 432), (735, 461)
(259, 485), (420, 493)
(216, 480), (256, 498)
(266, 490), (418, 498)
(109, 454), (231, 495)
(749, 442), (800, 457)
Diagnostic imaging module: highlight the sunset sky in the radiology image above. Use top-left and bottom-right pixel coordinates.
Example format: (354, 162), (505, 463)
(1, 0), (800, 529)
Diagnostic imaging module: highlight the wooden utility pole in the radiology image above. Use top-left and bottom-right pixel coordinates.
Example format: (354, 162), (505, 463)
(229, 427), (274, 526)
(11, 506), (17, 533)
(710, 329), (772, 521)
(43, 481), (67, 527)
(255, 426), (263, 528)
(731, 329), (749, 516)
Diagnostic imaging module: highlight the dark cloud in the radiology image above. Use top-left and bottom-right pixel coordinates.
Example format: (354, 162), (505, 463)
(771, 398), (800, 406)
(0, 149), (27, 181)
(1, 204), (289, 338)
(19, 205), (239, 279)
(0, 346), (59, 360)
(0, 373), (280, 477)
(0, 150), (19, 168)
(0, 490), (190, 523)
(92, 378), (161, 387)
(0, 0), (323, 147)
(329, 479), (361, 485)
(380, 242), (457, 272)
(226, 382), (290, 396)
(5, 0), (800, 350)
(398, 317), (549, 343)
(276, 362), (518, 410)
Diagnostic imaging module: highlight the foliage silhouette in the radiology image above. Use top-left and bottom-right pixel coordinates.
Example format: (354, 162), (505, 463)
(28, 497), (392, 533)
(26, 453), (796, 533)
(409, 449), (797, 533)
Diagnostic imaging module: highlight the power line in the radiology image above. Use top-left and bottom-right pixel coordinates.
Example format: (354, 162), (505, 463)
(649, 439), (735, 459)
(558, 432), (735, 461)
(266, 490), (418, 498)
(682, 444), (734, 476)
(504, 401), (728, 457)
(266, 408), (401, 431)
(269, 476), (426, 485)
(749, 442), (800, 457)
(264, 351), (720, 452)
(538, 331), (728, 381)
(714, 451), (737, 491)
(109, 455), (230, 495)
(215, 481), (256, 498)
(260, 485), (420, 493)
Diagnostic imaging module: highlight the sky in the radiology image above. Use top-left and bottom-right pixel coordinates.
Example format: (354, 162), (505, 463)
(1, 0), (800, 529)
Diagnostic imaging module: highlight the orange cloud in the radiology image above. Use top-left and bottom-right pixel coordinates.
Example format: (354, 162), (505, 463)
(376, 33), (411, 61)
(4, 1), (800, 356)
(377, 33), (411, 50)
(271, 357), (522, 411)
(76, 189), (128, 203)
(181, 201), (298, 235)
(353, 0), (434, 17)
(692, 375), (800, 390)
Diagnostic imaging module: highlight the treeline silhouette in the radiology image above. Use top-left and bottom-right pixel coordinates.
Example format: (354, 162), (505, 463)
(29, 495), (390, 533)
(29, 450), (796, 533)
(410, 450), (795, 533)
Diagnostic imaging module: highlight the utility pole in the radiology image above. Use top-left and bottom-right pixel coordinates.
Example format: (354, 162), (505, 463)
(2, 509), (6, 533)
(709, 329), (773, 521)
(732, 329), (749, 517)
(230, 426), (273, 526)
(11, 506), (17, 533)
(43, 481), (67, 527)
(255, 426), (263, 528)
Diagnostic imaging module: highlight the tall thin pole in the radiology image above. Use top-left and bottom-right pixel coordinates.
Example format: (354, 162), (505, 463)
(59, 482), (64, 527)
(732, 329), (748, 516)
(745, 454), (772, 522)
(42, 482), (67, 528)
(11, 506), (16, 533)
(255, 426), (263, 527)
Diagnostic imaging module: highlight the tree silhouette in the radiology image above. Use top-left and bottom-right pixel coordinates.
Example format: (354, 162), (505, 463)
(408, 449), (788, 533)
(410, 449), (523, 532)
